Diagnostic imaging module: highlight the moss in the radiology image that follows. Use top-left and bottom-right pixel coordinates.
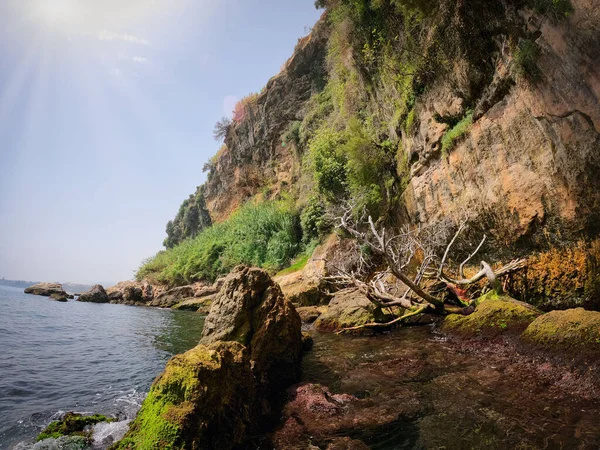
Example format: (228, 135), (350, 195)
(114, 342), (253, 450)
(37, 413), (115, 442)
(442, 294), (541, 338)
(506, 239), (600, 310)
(440, 111), (474, 156)
(522, 308), (600, 350)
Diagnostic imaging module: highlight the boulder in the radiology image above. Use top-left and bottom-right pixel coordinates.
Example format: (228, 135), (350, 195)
(106, 281), (155, 305)
(78, 285), (109, 304)
(171, 296), (213, 314)
(114, 342), (257, 450)
(201, 266), (302, 406)
(296, 306), (327, 324)
(148, 285), (195, 308)
(314, 288), (392, 333)
(522, 308), (600, 355)
(442, 292), (541, 338)
(37, 412), (114, 441)
(24, 283), (73, 301)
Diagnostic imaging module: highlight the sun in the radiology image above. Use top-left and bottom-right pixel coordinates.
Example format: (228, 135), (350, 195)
(35, 0), (82, 26)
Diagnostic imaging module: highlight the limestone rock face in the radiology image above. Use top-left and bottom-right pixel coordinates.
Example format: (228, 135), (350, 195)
(78, 285), (109, 304)
(24, 283), (72, 301)
(201, 265), (302, 402)
(314, 288), (391, 333)
(115, 341), (257, 450)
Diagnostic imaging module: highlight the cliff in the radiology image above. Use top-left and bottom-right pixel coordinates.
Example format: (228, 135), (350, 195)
(155, 0), (600, 305)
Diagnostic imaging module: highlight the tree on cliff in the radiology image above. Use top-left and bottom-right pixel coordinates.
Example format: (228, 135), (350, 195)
(326, 205), (526, 331)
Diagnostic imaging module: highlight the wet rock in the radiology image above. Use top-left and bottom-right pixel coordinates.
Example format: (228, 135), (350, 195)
(24, 283), (73, 301)
(301, 332), (314, 351)
(297, 306), (326, 323)
(171, 296), (213, 314)
(148, 285), (195, 308)
(442, 292), (541, 338)
(107, 281), (155, 305)
(201, 266), (302, 404)
(314, 288), (392, 333)
(522, 308), (600, 356)
(114, 341), (257, 450)
(77, 285), (109, 304)
(37, 412), (114, 441)
(49, 293), (69, 302)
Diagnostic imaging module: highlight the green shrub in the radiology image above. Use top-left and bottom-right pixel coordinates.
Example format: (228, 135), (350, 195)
(513, 39), (542, 81)
(300, 196), (329, 242)
(138, 200), (303, 285)
(308, 127), (348, 200)
(441, 110), (474, 155)
(528, 0), (574, 19)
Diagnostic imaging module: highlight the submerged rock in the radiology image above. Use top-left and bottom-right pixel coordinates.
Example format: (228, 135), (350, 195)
(441, 292), (541, 338)
(314, 288), (392, 333)
(114, 341), (256, 450)
(24, 283), (73, 301)
(522, 308), (600, 355)
(201, 266), (302, 404)
(77, 285), (109, 304)
(37, 412), (114, 442)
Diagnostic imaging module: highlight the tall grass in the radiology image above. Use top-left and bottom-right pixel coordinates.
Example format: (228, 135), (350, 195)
(137, 200), (302, 286)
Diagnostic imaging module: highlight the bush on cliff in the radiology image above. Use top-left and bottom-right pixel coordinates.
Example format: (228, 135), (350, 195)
(137, 200), (303, 285)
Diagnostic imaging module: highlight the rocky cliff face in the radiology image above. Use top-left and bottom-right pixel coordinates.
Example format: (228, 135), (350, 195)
(203, 17), (330, 223)
(403, 0), (600, 249)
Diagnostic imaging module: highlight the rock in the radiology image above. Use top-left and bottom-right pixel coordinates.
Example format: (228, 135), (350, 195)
(314, 288), (392, 333)
(441, 292), (541, 338)
(522, 308), (600, 356)
(326, 437), (371, 450)
(296, 306), (326, 323)
(24, 283), (72, 301)
(49, 293), (69, 302)
(171, 296), (213, 314)
(148, 285), (195, 308)
(37, 412), (114, 441)
(301, 332), (314, 351)
(201, 266), (302, 407)
(77, 285), (109, 304)
(114, 342), (257, 450)
(106, 281), (155, 305)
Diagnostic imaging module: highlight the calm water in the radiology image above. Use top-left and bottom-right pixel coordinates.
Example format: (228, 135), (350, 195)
(0, 285), (205, 449)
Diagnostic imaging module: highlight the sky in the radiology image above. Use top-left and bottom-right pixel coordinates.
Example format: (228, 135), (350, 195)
(0, 0), (323, 285)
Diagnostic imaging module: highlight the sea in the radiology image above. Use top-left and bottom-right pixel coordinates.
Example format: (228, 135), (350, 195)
(0, 284), (205, 449)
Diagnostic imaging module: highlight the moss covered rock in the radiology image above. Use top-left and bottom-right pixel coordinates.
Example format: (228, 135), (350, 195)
(314, 288), (392, 334)
(115, 341), (256, 450)
(522, 308), (600, 353)
(442, 292), (541, 338)
(201, 266), (302, 405)
(37, 412), (114, 442)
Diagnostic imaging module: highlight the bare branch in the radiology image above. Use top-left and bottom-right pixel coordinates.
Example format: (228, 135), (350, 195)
(337, 305), (429, 333)
(460, 235), (487, 278)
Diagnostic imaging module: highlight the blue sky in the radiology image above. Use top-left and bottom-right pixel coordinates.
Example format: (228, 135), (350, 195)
(0, 0), (323, 284)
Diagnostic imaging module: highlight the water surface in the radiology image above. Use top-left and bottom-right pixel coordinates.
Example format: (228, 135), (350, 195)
(0, 285), (205, 449)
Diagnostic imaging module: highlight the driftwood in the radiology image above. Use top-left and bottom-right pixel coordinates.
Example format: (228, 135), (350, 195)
(326, 205), (526, 333)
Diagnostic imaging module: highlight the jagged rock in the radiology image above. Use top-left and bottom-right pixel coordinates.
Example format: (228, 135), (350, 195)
(114, 342), (257, 450)
(442, 292), (541, 338)
(78, 285), (109, 304)
(148, 285), (195, 308)
(201, 266), (302, 406)
(24, 283), (73, 301)
(106, 281), (155, 305)
(522, 308), (600, 356)
(314, 288), (391, 333)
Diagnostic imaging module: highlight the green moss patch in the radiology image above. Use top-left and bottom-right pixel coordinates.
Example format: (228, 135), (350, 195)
(522, 308), (600, 351)
(37, 413), (114, 442)
(442, 293), (541, 338)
